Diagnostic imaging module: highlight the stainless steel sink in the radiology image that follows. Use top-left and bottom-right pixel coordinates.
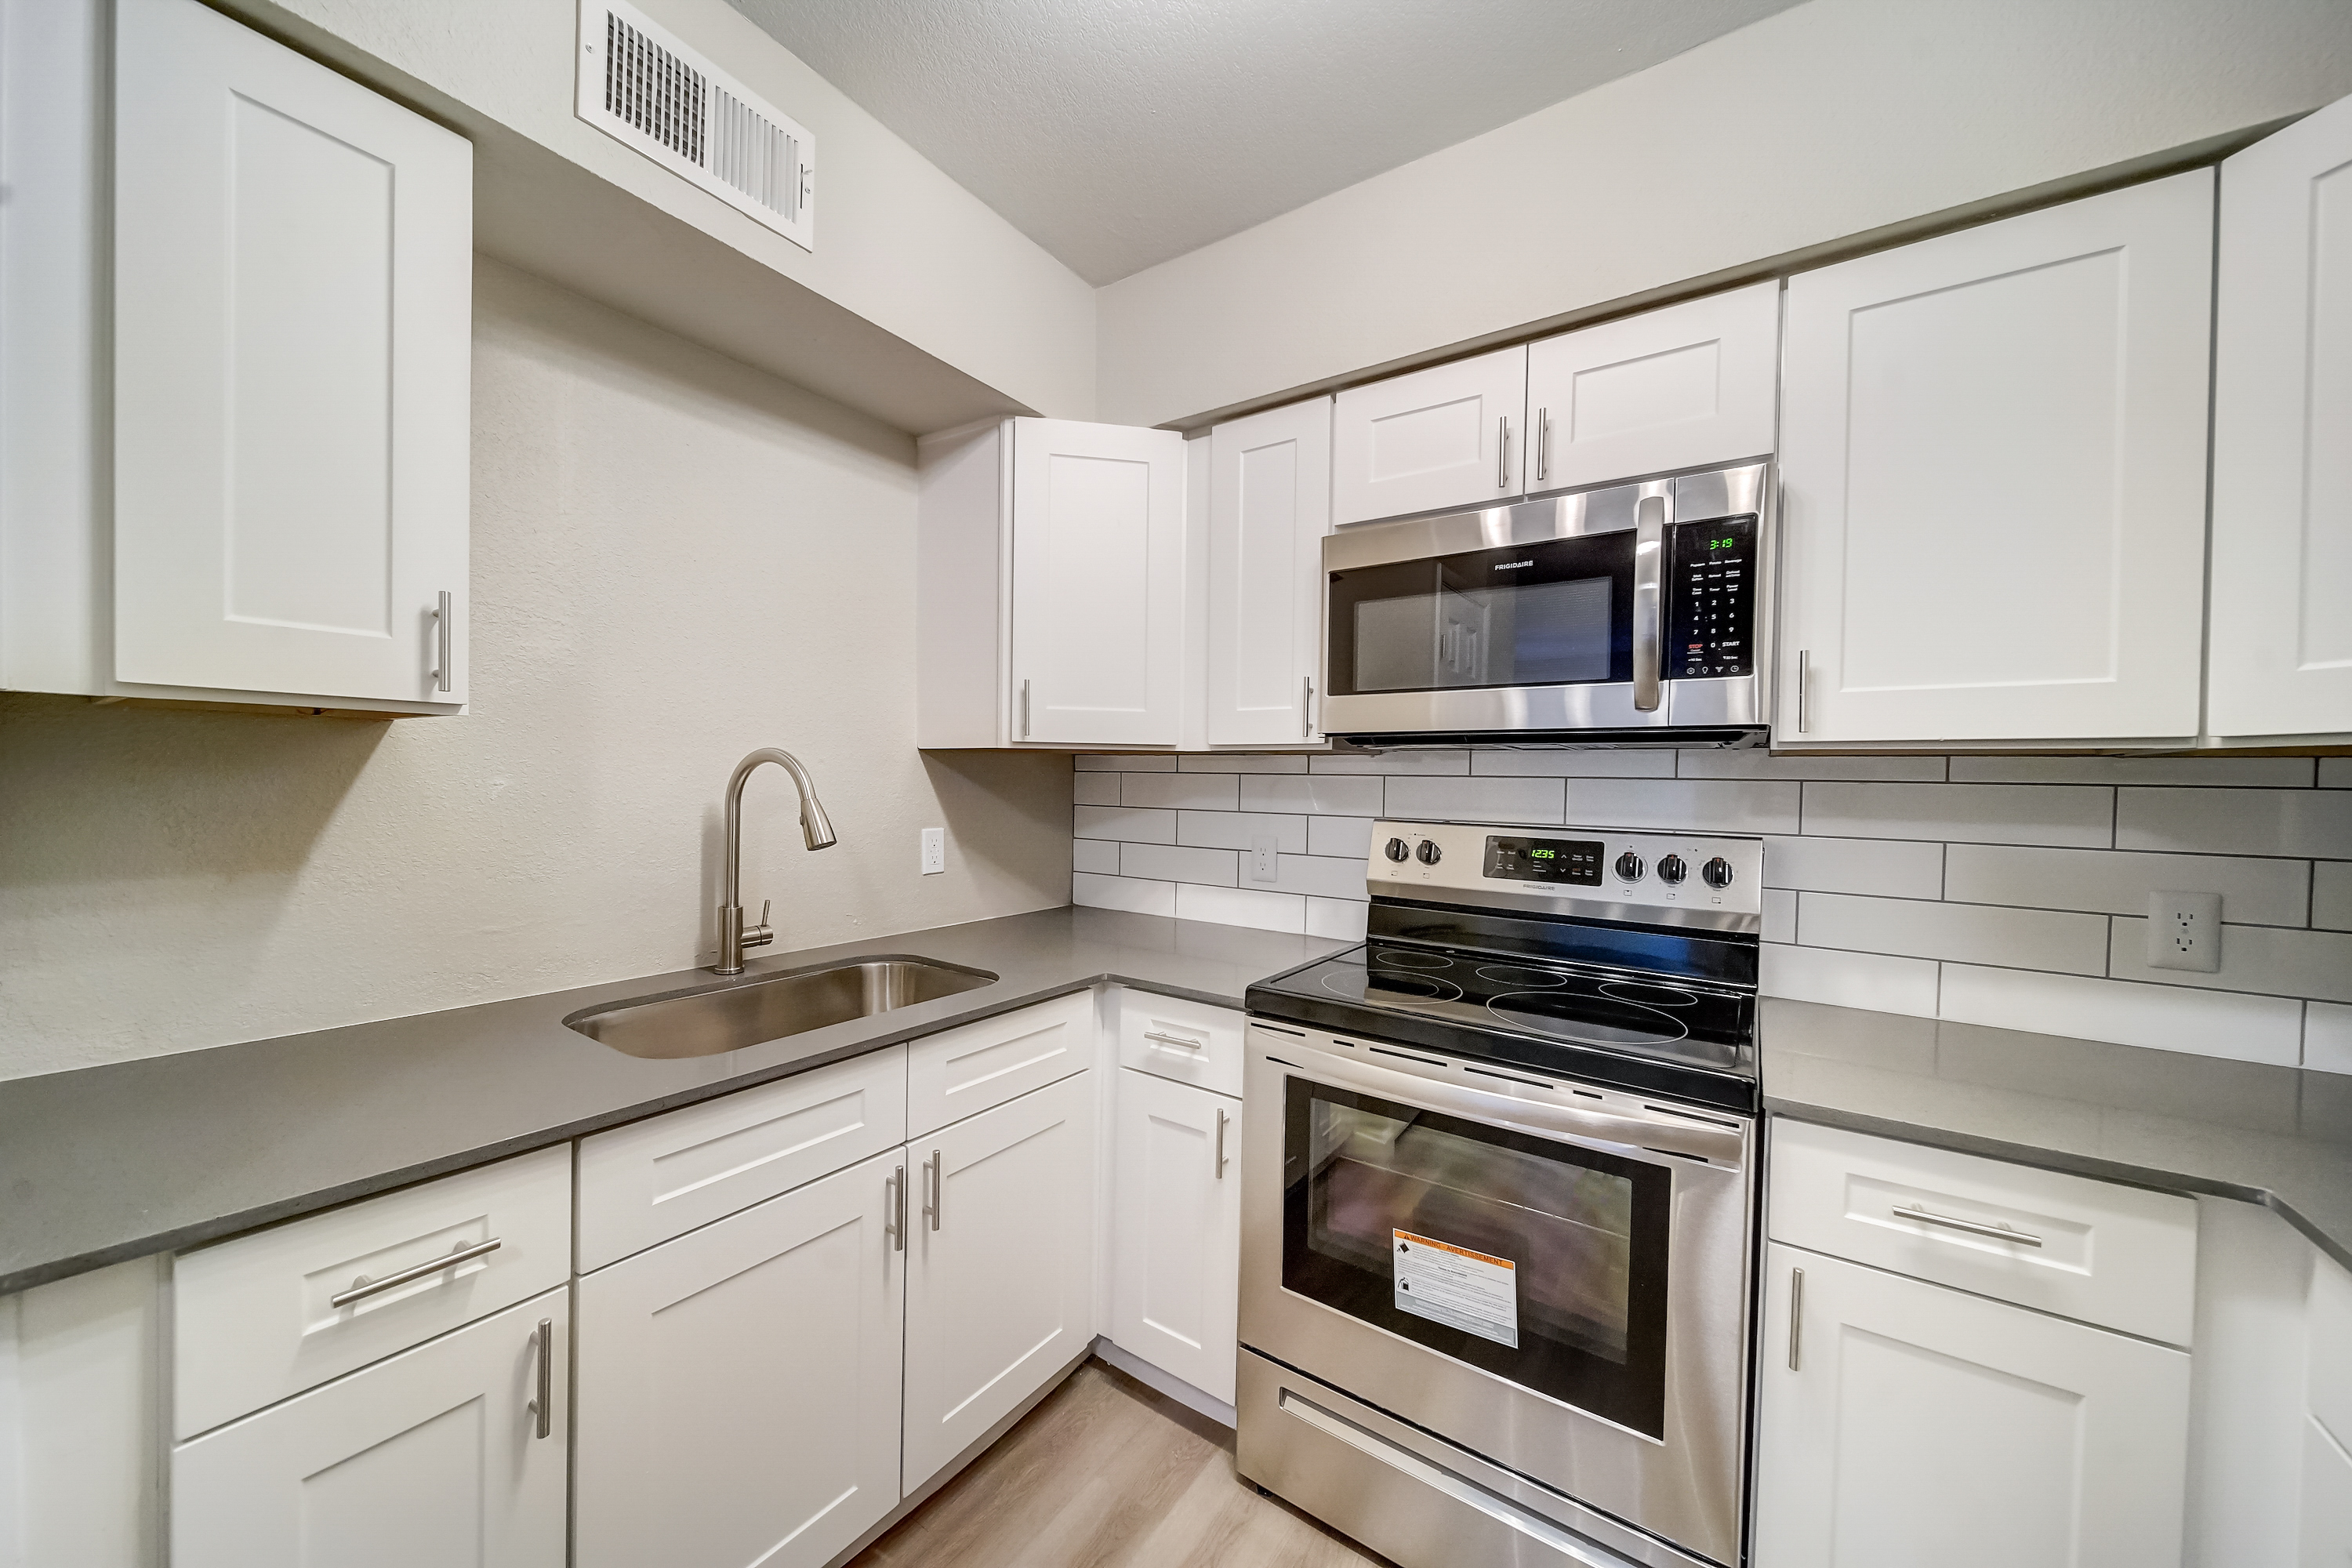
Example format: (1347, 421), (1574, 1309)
(564, 956), (997, 1059)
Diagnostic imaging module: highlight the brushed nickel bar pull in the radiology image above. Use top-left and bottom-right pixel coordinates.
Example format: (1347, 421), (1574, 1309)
(332, 1237), (502, 1309)
(1019, 679), (1032, 739)
(1534, 407), (1549, 485)
(1893, 1205), (2044, 1247)
(1496, 416), (1509, 489)
(1143, 1031), (1204, 1052)
(528, 1317), (553, 1439)
(885, 1165), (905, 1252)
(1301, 676), (1315, 739)
(925, 1149), (942, 1232)
(1796, 649), (1811, 734)
(1788, 1267), (1804, 1371)
(431, 590), (453, 693)
(1215, 1109), (1229, 1179)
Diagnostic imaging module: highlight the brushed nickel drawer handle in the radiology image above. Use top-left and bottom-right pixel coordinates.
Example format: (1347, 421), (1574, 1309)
(1143, 1031), (1205, 1052)
(1892, 1205), (2044, 1247)
(331, 1237), (502, 1308)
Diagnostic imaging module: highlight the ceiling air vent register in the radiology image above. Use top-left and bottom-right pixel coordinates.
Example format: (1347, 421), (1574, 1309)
(575, 0), (815, 251)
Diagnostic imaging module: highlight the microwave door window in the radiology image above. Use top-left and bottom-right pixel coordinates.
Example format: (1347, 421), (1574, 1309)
(1335, 536), (1628, 696)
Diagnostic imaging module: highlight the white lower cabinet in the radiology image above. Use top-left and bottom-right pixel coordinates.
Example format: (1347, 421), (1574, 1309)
(573, 1146), (904, 1568)
(1107, 1069), (1241, 1404)
(1752, 1243), (2190, 1568)
(172, 1289), (568, 1568)
(903, 1069), (1098, 1485)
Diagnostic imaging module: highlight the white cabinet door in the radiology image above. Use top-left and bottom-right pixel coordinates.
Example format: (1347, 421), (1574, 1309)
(2210, 92), (2352, 742)
(1206, 398), (1333, 746)
(1011, 419), (1187, 746)
(1778, 172), (2213, 744)
(172, 1290), (568, 1568)
(903, 1070), (1095, 1487)
(1523, 283), (1780, 494)
(1107, 1070), (1240, 1406)
(1752, 1244), (2190, 1568)
(1332, 347), (1526, 525)
(2302, 1416), (2352, 1568)
(575, 1148), (902, 1568)
(111, 0), (471, 706)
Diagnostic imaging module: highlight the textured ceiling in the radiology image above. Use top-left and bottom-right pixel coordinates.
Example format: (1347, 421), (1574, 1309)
(725, 0), (1808, 285)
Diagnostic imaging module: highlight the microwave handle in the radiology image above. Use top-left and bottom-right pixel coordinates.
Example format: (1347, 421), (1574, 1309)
(1632, 494), (1667, 712)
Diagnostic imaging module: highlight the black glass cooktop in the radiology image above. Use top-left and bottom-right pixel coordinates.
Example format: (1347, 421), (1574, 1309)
(1248, 941), (1759, 1112)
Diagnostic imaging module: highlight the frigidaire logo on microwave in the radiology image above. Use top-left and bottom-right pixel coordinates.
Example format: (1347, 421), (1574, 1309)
(1493, 560), (1534, 570)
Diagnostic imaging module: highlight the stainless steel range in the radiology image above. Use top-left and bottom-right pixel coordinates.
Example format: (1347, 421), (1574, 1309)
(1236, 818), (1762, 1568)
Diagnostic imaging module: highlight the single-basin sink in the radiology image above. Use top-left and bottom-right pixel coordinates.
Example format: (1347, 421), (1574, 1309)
(564, 956), (997, 1059)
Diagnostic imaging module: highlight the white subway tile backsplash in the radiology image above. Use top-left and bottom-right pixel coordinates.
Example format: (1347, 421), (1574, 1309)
(1073, 873), (1175, 916)
(1076, 753), (1173, 771)
(1306, 897), (1371, 942)
(1073, 773), (1122, 806)
(1269, 855), (1369, 900)
(1178, 810), (1308, 853)
(1072, 839), (1120, 875)
(1951, 756), (2317, 787)
(1763, 887), (1797, 943)
(1175, 882), (1306, 935)
(1563, 779), (1799, 834)
(1798, 893), (2109, 975)
(1761, 943), (1940, 1018)
(1308, 815), (1378, 859)
(1937, 964), (2304, 1065)
(1762, 835), (1944, 898)
(1177, 753), (1312, 772)
(1242, 775), (1387, 817)
(1803, 782), (2112, 847)
(1121, 842), (1239, 887)
(1313, 749), (1468, 775)
(1074, 804), (1177, 844)
(2307, 1002), (2352, 1074)
(1678, 752), (1944, 782)
(1472, 750), (1675, 778)
(1123, 772), (1241, 811)
(2107, 919), (2352, 1004)
(1385, 775), (1566, 825)
(2315, 863), (2352, 932)
(2116, 787), (2352, 859)
(1944, 844), (2310, 925)
(2323, 759), (2352, 788)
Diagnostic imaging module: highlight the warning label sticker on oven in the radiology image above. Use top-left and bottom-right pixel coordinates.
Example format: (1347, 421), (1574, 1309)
(1392, 1229), (1519, 1348)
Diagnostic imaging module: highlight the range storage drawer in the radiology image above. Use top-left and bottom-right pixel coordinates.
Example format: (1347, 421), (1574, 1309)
(172, 1145), (572, 1438)
(906, 990), (1095, 1138)
(1766, 1120), (2198, 1345)
(576, 1045), (909, 1272)
(1115, 988), (1245, 1098)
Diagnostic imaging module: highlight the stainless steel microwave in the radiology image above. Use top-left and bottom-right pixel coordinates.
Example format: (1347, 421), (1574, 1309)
(1319, 460), (1772, 747)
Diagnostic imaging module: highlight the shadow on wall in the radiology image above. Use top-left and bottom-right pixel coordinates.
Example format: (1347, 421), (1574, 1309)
(920, 749), (1074, 891)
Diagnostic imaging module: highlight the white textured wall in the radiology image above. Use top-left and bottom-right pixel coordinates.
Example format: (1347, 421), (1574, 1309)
(1096, 0), (2352, 428)
(0, 260), (1071, 1080)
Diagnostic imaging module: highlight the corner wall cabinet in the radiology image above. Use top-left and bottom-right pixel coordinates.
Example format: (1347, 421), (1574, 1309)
(1204, 398), (1333, 746)
(0, 0), (473, 716)
(1776, 171), (2215, 747)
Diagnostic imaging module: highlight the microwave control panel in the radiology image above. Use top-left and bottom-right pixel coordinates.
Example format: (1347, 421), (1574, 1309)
(1668, 514), (1756, 680)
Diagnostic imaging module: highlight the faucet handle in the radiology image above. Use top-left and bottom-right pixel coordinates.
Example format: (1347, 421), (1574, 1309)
(744, 898), (774, 949)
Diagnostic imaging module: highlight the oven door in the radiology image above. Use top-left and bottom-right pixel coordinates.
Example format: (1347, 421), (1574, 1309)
(1240, 1025), (1753, 1566)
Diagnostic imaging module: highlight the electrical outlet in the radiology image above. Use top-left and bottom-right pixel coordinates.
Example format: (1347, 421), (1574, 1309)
(2147, 890), (2221, 972)
(1250, 834), (1280, 883)
(920, 827), (945, 876)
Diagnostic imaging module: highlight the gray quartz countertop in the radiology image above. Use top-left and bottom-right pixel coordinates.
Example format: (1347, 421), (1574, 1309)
(0, 906), (1348, 1296)
(5, 909), (2347, 1297)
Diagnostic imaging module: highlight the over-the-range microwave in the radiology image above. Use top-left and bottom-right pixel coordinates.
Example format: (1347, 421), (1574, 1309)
(1319, 459), (1772, 748)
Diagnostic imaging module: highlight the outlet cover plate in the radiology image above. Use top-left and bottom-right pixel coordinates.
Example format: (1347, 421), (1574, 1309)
(921, 827), (945, 875)
(2147, 890), (2221, 972)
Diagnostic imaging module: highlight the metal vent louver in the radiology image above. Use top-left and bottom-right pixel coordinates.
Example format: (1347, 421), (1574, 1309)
(578, 0), (814, 251)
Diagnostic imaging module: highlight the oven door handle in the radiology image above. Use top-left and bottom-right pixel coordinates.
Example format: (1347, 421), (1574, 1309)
(1631, 493), (1668, 713)
(1267, 1040), (1744, 1168)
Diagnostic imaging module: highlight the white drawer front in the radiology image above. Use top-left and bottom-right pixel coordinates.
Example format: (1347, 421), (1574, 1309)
(907, 991), (1096, 1138)
(1767, 1120), (2198, 1345)
(576, 1046), (908, 1273)
(1115, 988), (1244, 1098)
(173, 1145), (572, 1439)
(2310, 1250), (2352, 1454)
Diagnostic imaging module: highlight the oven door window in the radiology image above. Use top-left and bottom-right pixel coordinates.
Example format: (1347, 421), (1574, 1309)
(1327, 532), (1633, 697)
(1281, 1076), (1671, 1437)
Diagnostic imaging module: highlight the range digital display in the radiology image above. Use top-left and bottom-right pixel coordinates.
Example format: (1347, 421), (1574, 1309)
(1483, 835), (1605, 886)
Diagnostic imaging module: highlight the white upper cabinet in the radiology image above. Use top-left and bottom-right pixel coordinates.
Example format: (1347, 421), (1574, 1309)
(111, 0), (472, 707)
(2209, 92), (2352, 742)
(1777, 172), (2214, 746)
(1523, 282), (1780, 494)
(1332, 346), (1526, 524)
(1205, 398), (1333, 746)
(916, 417), (1186, 748)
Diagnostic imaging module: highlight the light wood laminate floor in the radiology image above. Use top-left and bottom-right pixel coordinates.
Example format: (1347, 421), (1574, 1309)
(848, 1359), (1394, 1568)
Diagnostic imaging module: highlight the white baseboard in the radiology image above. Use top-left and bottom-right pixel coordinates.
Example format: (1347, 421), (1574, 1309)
(1091, 1336), (1237, 1429)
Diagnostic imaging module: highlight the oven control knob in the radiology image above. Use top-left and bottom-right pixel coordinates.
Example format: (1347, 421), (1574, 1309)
(1385, 837), (1411, 862)
(1614, 851), (1646, 881)
(1657, 853), (1689, 884)
(1702, 856), (1736, 889)
(1416, 840), (1443, 866)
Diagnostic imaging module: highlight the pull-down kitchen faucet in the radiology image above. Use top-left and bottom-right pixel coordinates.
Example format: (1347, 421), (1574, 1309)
(713, 746), (837, 975)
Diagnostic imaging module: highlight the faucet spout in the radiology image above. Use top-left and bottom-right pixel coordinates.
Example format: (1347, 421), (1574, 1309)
(715, 746), (837, 975)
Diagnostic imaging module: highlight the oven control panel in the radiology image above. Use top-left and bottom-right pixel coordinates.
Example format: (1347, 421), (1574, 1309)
(1370, 818), (1764, 927)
